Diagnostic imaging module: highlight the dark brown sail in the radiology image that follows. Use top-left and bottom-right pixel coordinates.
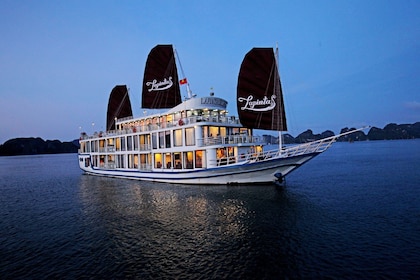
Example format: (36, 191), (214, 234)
(106, 85), (133, 131)
(237, 47), (287, 131)
(141, 45), (182, 108)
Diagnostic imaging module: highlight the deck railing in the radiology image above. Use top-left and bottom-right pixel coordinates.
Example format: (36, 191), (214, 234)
(209, 127), (369, 167)
(208, 136), (337, 167)
(197, 135), (264, 147)
(80, 115), (241, 140)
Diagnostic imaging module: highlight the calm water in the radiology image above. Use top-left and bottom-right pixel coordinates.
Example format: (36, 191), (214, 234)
(1, 140), (419, 279)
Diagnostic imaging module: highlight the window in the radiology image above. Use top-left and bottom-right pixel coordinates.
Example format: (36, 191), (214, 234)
(140, 135), (148, 150)
(184, 151), (193, 169)
(185, 128), (195, 146)
(99, 140), (105, 152)
(173, 129), (182, 146)
(159, 132), (165, 148)
(133, 135), (139, 150)
(154, 153), (163, 168)
(129, 154), (138, 168)
(81, 142), (86, 153)
(120, 137), (126, 151)
(127, 136), (133, 151)
(117, 154), (125, 168)
(195, 150), (203, 168)
(165, 131), (171, 148)
(140, 154), (148, 168)
(152, 133), (157, 149)
(174, 152), (182, 169)
(209, 126), (219, 137)
(107, 138), (115, 152)
(165, 153), (172, 168)
(116, 137), (121, 151)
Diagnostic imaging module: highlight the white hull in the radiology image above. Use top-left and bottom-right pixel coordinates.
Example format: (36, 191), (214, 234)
(78, 151), (320, 185)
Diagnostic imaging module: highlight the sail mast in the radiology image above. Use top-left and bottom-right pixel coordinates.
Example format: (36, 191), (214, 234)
(174, 48), (192, 99)
(275, 43), (283, 149)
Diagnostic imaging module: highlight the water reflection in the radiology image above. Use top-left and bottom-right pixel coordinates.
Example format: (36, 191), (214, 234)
(76, 175), (302, 278)
(78, 175), (253, 240)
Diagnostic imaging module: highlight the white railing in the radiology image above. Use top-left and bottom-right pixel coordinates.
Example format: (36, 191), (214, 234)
(80, 115), (242, 140)
(210, 127), (369, 167)
(197, 135), (264, 147)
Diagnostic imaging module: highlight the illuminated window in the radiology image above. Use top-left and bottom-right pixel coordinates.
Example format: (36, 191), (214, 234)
(154, 153), (163, 168)
(195, 150), (203, 168)
(185, 128), (195, 146)
(173, 129), (182, 146)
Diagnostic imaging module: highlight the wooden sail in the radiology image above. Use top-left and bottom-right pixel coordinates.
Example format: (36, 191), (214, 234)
(141, 45), (182, 108)
(106, 85), (133, 131)
(237, 48), (287, 131)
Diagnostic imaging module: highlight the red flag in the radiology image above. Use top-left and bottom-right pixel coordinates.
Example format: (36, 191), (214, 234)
(179, 78), (188, 85)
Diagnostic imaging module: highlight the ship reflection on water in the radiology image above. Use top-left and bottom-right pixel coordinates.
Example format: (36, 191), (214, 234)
(77, 175), (273, 278)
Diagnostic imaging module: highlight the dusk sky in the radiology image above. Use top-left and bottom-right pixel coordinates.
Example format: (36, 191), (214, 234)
(0, 0), (419, 143)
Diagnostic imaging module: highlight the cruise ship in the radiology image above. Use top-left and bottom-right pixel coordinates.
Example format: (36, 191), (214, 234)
(78, 45), (362, 184)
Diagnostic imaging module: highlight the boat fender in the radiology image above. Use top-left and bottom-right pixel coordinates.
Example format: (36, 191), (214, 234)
(178, 119), (184, 126)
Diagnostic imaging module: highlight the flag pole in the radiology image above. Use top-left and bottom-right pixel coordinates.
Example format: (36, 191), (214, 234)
(174, 48), (192, 99)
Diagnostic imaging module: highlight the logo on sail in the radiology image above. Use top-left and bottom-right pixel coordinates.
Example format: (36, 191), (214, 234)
(146, 77), (173, 92)
(238, 94), (276, 111)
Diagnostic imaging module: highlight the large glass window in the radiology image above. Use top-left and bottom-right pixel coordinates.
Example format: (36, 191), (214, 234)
(154, 153), (163, 168)
(165, 131), (171, 148)
(209, 126), (219, 137)
(133, 135), (139, 150)
(152, 133), (157, 149)
(219, 127), (226, 137)
(195, 150), (203, 168)
(127, 136), (133, 151)
(185, 128), (195, 146)
(120, 137), (126, 151)
(159, 132), (165, 148)
(140, 154), (148, 168)
(173, 129), (182, 146)
(184, 151), (193, 169)
(107, 138), (115, 152)
(165, 153), (172, 168)
(117, 154), (125, 168)
(99, 139), (105, 152)
(116, 137), (121, 151)
(128, 154), (138, 168)
(108, 155), (115, 168)
(140, 135), (148, 150)
(174, 152), (182, 169)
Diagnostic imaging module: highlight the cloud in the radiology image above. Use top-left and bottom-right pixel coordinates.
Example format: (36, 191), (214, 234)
(404, 101), (420, 110)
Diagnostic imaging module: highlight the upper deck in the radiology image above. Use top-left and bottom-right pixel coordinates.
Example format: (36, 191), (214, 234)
(80, 96), (244, 141)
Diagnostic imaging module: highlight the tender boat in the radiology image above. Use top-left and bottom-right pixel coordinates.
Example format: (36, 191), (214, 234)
(78, 44), (363, 184)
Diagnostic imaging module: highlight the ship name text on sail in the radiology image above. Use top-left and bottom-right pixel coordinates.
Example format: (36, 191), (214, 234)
(146, 77), (173, 92)
(238, 94), (276, 111)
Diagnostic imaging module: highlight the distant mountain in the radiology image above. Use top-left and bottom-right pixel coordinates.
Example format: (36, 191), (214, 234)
(0, 137), (79, 156)
(0, 122), (418, 156)
(265, 122), (420, 144)
(367, 123), (420, 140)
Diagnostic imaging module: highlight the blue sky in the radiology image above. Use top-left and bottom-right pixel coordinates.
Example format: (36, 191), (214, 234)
(0, 0), (419, 143)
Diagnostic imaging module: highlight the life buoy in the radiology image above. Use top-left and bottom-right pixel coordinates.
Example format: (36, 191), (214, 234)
(178, 119), (184, 126)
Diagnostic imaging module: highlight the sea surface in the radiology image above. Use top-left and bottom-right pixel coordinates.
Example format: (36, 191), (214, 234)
(1, 140), (419, 279)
